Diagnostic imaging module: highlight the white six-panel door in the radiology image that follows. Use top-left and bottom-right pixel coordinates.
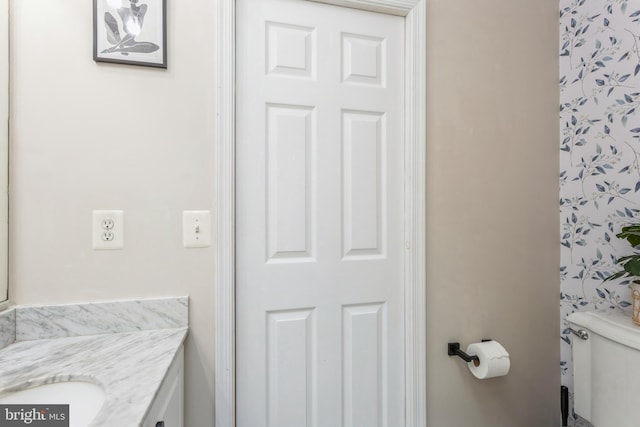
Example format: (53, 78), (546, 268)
(236, 0), (405, 425)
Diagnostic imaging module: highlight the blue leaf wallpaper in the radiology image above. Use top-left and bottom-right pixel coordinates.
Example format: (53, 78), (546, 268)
(560, 0), (640, 425)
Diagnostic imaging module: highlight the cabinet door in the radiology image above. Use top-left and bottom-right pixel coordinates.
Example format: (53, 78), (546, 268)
(144, 347), (184, 427)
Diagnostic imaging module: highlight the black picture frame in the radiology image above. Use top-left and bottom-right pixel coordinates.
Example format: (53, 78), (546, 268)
(93, 0), (167, 69)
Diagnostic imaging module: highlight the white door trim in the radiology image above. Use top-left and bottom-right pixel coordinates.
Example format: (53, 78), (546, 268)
(214, 0), (426, 425)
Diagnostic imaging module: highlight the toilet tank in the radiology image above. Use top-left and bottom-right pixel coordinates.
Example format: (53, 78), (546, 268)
(568, 311), (640, 426)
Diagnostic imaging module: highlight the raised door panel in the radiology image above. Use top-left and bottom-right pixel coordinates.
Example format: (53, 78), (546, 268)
(266, 104), (317, 263)
(343, 303), (387, 427)
(267, 21), (316, 79)
(342, 33), (385, 87)
(342, 110), (386, 259)
(267, 309), (317, 427)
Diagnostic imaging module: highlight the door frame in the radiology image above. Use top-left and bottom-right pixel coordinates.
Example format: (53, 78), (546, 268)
(214, 0), (426, 425)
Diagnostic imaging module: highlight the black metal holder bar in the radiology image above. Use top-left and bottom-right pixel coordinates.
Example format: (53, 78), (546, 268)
(447, 342), (479, 364)
(561, 386), (569, 426)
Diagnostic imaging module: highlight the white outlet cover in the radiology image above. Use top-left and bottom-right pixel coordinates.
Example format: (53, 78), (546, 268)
(92, 210), (124, 250)
(183, 210), (211, 248)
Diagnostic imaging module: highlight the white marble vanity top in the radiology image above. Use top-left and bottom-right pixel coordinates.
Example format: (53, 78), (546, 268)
(0, 297), (188, 427)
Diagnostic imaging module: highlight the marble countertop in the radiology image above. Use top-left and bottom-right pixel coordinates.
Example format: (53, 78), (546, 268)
(0, 297), (189, 427)
(0, 327), (187, 427)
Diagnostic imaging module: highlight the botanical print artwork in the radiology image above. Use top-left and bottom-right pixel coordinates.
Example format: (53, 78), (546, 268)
(560, 0), (640, 425)
(94, 0), (166, 68)
(102, 0), (159, 56)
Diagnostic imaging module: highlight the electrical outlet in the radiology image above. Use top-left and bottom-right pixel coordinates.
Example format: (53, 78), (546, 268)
(93, 210), (124, 250)
(102, 218), (114, 230)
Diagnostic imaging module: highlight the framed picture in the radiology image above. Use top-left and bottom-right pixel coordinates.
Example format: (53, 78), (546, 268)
(93, 0), (167, 68)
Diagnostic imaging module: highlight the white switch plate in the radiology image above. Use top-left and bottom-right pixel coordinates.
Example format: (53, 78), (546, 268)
(183, 210), (211, 248)
(92, 210), (124, 250)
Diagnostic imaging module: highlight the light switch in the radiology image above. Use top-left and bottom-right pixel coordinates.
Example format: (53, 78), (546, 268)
(183, 210), (211, 248)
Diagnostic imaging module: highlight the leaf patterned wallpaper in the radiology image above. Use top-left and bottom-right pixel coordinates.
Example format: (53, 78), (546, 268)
(560, 0), (640, 425)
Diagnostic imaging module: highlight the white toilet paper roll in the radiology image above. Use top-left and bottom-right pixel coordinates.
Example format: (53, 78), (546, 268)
(466, 340), (510, 379)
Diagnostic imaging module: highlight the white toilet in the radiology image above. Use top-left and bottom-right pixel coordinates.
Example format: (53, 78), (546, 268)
(567, 311), (640, 427)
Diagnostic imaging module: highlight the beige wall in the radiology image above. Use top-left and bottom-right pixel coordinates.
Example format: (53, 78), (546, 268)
(10, 1), (216, 426)
(425, 0), (560, 426)
(9, 0), (559, 426)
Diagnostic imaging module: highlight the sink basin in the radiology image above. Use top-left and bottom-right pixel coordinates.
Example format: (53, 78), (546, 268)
(0, 381), (105, 427)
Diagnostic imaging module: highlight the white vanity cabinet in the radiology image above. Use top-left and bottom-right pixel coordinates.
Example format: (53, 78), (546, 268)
(143, 347), (184, 427)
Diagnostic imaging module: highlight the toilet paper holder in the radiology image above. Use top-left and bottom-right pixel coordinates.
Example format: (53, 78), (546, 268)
(448, 340), (492, 366)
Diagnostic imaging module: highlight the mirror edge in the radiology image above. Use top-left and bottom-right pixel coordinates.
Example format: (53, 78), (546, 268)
(0, 0), (8, 304)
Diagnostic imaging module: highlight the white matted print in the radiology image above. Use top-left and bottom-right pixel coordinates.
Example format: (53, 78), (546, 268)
(93, 0), (166, 68)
